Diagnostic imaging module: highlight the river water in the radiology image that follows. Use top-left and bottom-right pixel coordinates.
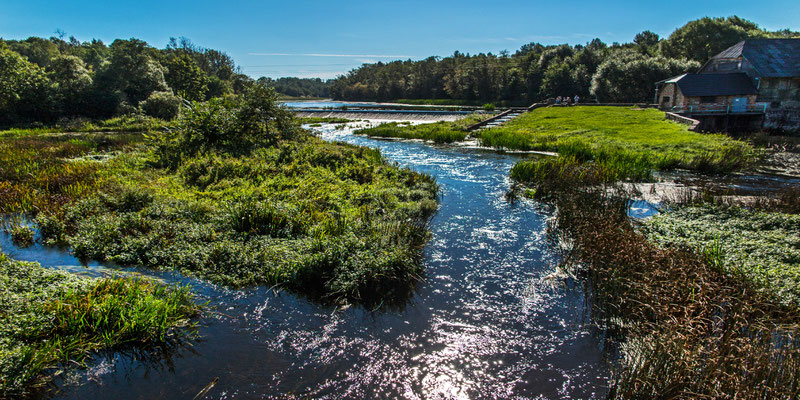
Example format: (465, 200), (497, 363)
(9, 120), (613, 399)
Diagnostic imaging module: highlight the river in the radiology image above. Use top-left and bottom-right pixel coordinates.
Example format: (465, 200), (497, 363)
(8, 118), (612, 399)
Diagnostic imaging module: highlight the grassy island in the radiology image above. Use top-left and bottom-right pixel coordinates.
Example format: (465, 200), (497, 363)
(1, 86), (438, 306)
(353, 114), (484, 143)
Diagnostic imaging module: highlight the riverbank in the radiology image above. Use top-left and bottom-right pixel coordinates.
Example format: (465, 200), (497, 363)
(511, 150), (800, 398)
(353, 114), (486, 143)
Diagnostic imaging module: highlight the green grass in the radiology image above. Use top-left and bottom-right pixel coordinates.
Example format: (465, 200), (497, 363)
(642, 205), (800, 307)
(478, 106), (757, 174)
(52, 137), (437, 304)
(0, 132), (141, 216)
(0, 251), (198, 397)
(353, 114), (485, 143)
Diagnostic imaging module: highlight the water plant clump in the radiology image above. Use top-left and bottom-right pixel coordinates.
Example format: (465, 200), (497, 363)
(642, 204), (800, 307)
(0, 251), (199, 398)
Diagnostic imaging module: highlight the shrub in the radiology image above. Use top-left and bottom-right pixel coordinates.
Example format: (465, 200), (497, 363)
(140, 91), (182, 120)
(152, 84), (299, 164)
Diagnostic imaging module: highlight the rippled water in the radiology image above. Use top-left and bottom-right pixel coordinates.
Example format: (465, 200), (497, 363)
(13, 121), (613, 399)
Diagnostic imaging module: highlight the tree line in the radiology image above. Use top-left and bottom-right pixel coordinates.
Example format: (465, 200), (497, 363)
(1, 16), (797, 127)
(327, 16), (798, 104)
(257, 77), (330, 98)
(0, 35), (255, 125)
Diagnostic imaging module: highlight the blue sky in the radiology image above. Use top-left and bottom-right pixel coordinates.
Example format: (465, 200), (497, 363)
(2, 0), (798, 79)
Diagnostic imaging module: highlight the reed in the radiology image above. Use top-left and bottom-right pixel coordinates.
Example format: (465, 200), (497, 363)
(514, 164), (800, 399)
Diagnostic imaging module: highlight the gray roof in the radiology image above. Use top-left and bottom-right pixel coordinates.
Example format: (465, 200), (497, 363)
(711, 39), (800, 78)
(661, 73), (758, 97)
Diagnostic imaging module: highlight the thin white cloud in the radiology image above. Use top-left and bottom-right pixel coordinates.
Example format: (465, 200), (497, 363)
(248, 52), (411, 58)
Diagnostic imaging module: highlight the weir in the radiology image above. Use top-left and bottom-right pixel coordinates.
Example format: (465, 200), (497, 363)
(294, 109), (469, 122)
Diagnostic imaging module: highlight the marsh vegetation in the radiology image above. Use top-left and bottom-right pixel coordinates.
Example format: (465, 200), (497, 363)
(510, 150), (800, 399)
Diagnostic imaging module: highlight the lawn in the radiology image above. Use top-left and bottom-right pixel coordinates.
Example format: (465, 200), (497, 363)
(477, 106), (756, 174)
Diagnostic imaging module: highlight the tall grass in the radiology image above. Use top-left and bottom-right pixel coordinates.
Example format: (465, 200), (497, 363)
(0, 252), (199, 397)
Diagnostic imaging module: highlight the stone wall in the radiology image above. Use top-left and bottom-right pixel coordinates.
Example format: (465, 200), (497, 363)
(764, 104), (800, 132)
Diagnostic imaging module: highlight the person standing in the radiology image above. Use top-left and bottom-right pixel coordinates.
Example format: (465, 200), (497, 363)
(574, 95), (580, 104)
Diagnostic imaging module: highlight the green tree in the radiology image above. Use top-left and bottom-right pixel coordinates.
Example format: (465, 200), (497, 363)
(634, 31), (660, 55)
(590, 52), (700, 102)
(141, 91), (182, 120)
(8, 37), (60, 68)
(165, 53), (208, 101)
(0, 45), (54, 124)
(660, 16), (764, 62)
(48, 55), (93, 115)
(94, 39), (168, 108)
(540, 62), (579, 98)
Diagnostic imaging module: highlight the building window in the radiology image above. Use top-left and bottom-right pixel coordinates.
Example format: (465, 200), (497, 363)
(661, 96), (671, 104)
(700, 96), (716, 104)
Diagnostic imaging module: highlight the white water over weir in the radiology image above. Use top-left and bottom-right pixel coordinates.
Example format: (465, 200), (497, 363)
(295, 110), (467, 122)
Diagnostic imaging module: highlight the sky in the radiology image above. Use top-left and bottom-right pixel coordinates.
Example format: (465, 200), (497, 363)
(2, 0), (799, 80)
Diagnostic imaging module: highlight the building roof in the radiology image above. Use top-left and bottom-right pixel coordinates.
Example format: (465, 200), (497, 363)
(660, 73), (758, 97)
(710, 39), (800, 78)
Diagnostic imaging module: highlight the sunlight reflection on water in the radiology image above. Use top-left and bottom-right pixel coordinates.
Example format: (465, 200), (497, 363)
(22, 120), (612, 399)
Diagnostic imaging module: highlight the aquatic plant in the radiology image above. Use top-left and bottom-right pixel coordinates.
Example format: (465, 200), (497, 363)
(6, 223), (34, 247)
(642, 204), (800, 307)
(0, 252), (199, 397)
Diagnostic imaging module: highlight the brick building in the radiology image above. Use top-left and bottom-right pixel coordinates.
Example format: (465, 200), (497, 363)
(656, 38), (800, 131)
